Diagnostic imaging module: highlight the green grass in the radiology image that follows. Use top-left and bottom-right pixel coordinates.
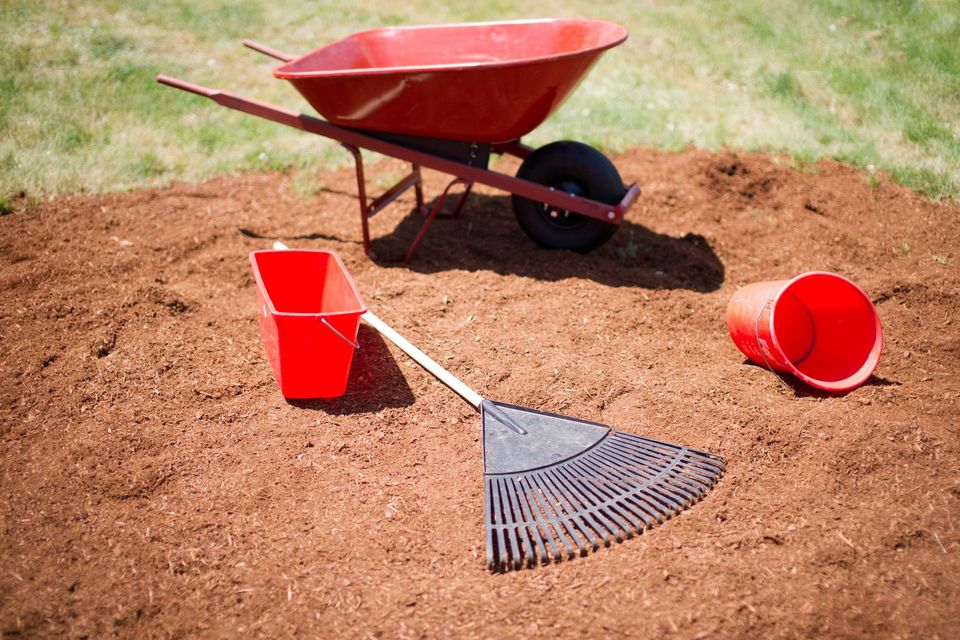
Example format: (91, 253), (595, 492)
(2, 0), (958, 204)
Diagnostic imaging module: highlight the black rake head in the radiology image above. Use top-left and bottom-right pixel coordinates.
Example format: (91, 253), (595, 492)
(481, 401), (725, 572)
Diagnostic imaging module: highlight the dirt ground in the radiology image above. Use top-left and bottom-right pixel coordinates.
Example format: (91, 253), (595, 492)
(1, 147), (958, 638)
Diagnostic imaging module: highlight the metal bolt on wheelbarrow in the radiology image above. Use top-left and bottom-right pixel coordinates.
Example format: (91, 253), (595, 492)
(158, 19), (642, 260)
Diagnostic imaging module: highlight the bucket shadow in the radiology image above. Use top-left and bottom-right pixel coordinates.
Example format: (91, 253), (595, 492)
(743, 360), (899, 397)
(367, 194), (725, 292)
(288, 325), (415, 415)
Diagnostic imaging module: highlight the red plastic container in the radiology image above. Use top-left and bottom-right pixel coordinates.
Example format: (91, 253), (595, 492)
(273, 19), (627, 142)
(249, 250), (366, 398)
(726, 272), (883, 392)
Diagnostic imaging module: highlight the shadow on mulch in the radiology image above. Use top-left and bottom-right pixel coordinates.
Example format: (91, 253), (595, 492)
(361, 194), (726, 292)
(742, 359), (901, 397)
(288, 325), (415, 415)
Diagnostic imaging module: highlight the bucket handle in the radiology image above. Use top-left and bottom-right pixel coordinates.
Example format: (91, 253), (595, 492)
(319, 317), (360, 350)
(754, 300), (795, 392)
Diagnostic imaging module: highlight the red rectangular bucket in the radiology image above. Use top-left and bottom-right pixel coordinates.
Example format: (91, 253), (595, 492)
(249, 250), (366, 399)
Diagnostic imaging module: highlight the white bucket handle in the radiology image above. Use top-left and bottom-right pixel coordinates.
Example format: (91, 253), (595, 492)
(319, 317), (360, 350)
(754, 299), (795, 392)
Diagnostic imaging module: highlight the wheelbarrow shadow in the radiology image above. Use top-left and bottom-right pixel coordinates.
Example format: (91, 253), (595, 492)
(288, 325), (415, 415)
(368, 193), (725, 292)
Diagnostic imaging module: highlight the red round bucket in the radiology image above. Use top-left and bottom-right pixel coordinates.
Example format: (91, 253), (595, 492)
(725, 272), (883, 392)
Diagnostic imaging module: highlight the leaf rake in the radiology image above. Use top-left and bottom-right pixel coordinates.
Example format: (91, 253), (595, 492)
(363, 311), (725, 572)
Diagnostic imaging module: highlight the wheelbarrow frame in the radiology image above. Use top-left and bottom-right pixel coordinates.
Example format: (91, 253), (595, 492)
(157, 40), (640, 260)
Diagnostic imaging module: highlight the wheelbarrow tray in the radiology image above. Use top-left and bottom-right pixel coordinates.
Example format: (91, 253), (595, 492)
(273, 19), (627, 142)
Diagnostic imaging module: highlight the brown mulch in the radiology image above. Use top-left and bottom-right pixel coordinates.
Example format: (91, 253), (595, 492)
(1, 147), (958, 638)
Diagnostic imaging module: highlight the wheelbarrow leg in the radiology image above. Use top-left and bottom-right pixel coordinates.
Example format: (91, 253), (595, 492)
(343, 144), (377, 259)
(404, 177), (472, 261)
(413, 164), (427, 216)
(416, 180), (473, 220)
(448, 181), (473, 219)
(343, 145), (432, 260)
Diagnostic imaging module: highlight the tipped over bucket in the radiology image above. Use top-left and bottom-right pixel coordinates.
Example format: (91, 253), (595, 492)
(726, 272), (883, 392)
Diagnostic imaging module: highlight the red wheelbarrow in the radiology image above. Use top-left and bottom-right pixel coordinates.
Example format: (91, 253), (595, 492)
(157, 19), (640, 260)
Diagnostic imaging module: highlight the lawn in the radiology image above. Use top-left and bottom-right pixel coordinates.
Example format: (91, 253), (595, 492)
(2, 0), (957, 209)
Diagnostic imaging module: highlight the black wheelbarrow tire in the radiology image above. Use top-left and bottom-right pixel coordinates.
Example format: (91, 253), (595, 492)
(511, 141), (625, 252)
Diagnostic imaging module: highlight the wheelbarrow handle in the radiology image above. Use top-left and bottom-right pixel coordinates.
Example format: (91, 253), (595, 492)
(242, 39), (295, 62)
(156, 74), (217, 98)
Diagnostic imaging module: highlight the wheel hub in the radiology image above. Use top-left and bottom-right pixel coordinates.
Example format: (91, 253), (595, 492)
(542, 180), (587, 229)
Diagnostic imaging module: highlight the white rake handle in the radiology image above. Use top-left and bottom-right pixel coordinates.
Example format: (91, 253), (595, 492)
(361, 310), (484, 410)
(363, 310), (526, 434)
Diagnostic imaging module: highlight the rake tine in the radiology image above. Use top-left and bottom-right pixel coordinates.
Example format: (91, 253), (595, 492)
(638, 466), (702, 506)
(577, 449), (683, 522)
(513, 476), (546, 569)
(567, 468), (643, 540)
(617, 431), (716, 458)
(531, 471), (583, 560)
(591, 444), (693, 510)
(681, 460), (726, 485)
(683, 460), (725, 483)
(582, 446), (672, 504)
(620, 476), (684, 520)
(567, 453), (653, 535)
(607, 491), (657, 530)
(619, 488), (670, 526)
(618, 431), (722, 461)
(496, 478), (526, 571)
(604, 440), (687, 479)
(665, 452), (725, 490)
(487, 479), (503, 571)
(609, 435), (688, 468)
(499, 479), (526, 569)
(523, 499), (552, 568)
(526, 472), (579, 561)
(541, 469), (601, 554)
(534, 469), (585, 560)
(638, 472), (697, 514)
(671, 462), (719, 493)
(658, 445), (725, 477)
(580, 448), (668, 504)
(614, 434), (684, 462)
(548, 467), (621, 547)
(551, 465), (618, 546)
(511, 478), (546, 567)
(603, 440), (705, 503)
(484, 479), (499, 571)
(663, 463), (722, 496)
(614, 432), (704, 465)
(556, 464), (631, 543)
(519, 476), (562, 564)
(493, 478), (515, 572)
(539, 468), (598, 553)
(618, 434), (726, 479)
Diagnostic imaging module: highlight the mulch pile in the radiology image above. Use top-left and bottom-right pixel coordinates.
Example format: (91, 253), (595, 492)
(2, 147), (958, 637)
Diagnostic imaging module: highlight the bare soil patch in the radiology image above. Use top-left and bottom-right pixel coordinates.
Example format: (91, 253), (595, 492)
(2, 148), (958, 638)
